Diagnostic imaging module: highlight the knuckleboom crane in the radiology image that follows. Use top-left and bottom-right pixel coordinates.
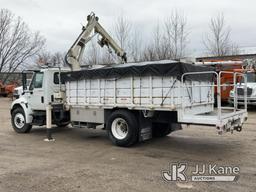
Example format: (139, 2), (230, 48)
(65, 12), (127, 71)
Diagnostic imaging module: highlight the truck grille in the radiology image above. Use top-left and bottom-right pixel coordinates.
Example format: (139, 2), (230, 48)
(237, 87), (252, 96)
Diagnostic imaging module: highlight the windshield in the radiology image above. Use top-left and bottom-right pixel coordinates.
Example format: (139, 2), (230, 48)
(240, 73), (256, 83)
(245, 73), (256, 83)
(29, 72), (44, 90)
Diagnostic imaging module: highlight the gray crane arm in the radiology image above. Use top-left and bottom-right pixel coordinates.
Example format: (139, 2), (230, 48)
(65, 13), (127, 71)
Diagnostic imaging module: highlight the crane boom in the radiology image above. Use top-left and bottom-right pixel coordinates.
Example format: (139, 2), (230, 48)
(65, 13), (127, 71)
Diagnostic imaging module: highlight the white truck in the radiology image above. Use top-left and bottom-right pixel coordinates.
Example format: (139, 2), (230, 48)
(228, 60), (256, 106)
(10, 13), (248, 147)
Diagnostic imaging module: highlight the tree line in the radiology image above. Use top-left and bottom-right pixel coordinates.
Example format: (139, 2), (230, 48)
(0, 8), (240, 82)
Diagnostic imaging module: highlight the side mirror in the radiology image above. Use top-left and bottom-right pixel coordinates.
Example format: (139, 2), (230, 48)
(22, 73), (27, 91)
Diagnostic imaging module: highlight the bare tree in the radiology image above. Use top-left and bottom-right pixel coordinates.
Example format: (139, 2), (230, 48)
(203, 13), (240, 56)
(129, 29), (143, 62)
(36, 51), (51, 66)
(142, 11), (189, 61)
(36, 51), (66, 67)
(101, 51), (115, 65)
(113, 15), (133, 62)
(0, 9), (45, 82)
(164, 11), (189, 59)
(52, 52), (66, 66)
(152, 21), (169, 60)
(114, 16), (131, 50)
(85, 40), (101, 66)
(142, 45), (156, 61)
(142, 22), (166, 61)
(230, 43), (240, 55)
(82, 40), (113, 66)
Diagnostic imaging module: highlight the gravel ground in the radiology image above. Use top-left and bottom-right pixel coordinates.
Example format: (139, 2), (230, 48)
(0, 97), (255, 192)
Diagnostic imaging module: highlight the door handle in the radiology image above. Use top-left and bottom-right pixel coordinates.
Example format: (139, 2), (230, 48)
(41, 96), (44, 103)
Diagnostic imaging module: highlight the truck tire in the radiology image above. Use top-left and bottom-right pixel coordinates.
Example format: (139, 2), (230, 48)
(11, 107), (32, 133)
(152, 123), (172, 137)
(0, 93), (7, 97)
(107, 110), (139, 147)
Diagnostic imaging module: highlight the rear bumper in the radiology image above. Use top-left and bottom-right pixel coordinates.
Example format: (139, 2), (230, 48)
(218, 110), (248, 133)
(178, 108), (248, 134)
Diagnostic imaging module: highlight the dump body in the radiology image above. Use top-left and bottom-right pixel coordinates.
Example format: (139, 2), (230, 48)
(64, 60), (214, 114)
(66, 75), (213, 113)
(63, 60), (247, 134)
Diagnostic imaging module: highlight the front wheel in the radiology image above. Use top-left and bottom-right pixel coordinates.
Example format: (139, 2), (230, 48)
(107, 110), (139, 147)
(11, 108), (32, 133)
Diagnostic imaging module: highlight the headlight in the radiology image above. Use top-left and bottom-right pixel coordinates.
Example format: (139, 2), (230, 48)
(251, 89), (256, 97)
(229, 90), (234, 97)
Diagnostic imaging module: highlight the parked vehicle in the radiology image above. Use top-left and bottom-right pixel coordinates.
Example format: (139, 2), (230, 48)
(228, 59), (256, 106)
(229, 71), (256, 106)
(10, 13), (248, 147)
(13, 79), (32, 99)
(0, 80), (17, 97)
(196, 61), (245, 103)
(0, 81), (7, 97)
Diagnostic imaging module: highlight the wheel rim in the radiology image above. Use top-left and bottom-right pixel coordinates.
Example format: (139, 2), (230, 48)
(111, 118), (128, 140)
(14, 113), (25, 129)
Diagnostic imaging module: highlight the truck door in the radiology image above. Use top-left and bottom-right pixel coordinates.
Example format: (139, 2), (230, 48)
(28, 72), (45, 110)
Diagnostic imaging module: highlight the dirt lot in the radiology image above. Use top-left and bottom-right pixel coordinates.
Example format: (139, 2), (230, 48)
(0, 97), (255, 192)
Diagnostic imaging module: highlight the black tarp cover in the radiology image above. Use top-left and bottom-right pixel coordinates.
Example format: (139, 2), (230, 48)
(62, 60), (214, 82)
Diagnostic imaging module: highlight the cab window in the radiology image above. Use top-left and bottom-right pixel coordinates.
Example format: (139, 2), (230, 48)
(29, 72), (44, 90)
(54, 72), (65, 84)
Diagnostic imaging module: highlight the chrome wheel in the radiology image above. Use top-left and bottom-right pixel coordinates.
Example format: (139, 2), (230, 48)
(111, 118), (128, 140)
(14, 113), (25, 129)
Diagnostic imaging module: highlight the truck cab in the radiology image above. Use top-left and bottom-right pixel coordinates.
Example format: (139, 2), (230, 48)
(10, 68), (70, 133)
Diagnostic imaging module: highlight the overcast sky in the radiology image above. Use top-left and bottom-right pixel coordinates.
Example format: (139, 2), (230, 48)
(1, 0), (256, 56)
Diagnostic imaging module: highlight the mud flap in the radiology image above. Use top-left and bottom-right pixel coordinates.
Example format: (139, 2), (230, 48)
(139, 118), (152, 141)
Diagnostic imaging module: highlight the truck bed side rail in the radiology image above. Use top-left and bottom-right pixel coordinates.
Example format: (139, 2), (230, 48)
(179, 71), (248, 133)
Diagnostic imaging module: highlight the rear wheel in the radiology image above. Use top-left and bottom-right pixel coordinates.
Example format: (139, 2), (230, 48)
(11, 107), (32, 133)
(107, 110), (139, 147)
(152, 123), (172, 137)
